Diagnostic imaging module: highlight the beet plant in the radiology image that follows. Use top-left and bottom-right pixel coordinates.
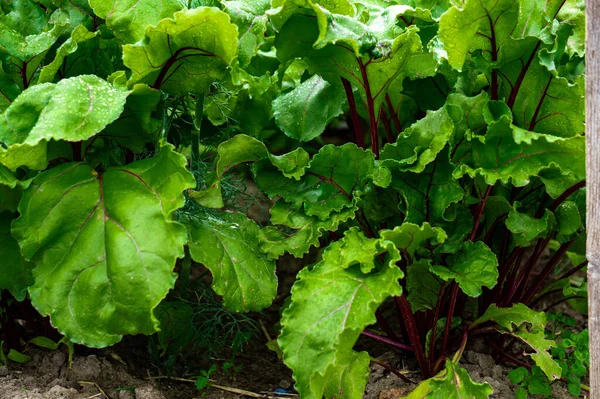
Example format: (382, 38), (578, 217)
(0, 0), (586, 397)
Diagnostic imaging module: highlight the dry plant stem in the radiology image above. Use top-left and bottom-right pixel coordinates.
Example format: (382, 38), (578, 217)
(371, 359), (415, 384)
(341, 77), (364, 148)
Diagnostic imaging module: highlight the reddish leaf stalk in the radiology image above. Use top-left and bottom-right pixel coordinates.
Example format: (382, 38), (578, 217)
(428, 283), (447, 364)
(395, 296), (431, 377)
(341, 78), (365, 148)
(385, 94), (402, 133)
(361, 330), (414, 352)
(380, 108), (395, 143)
(521, 238), (576, 304)
(358, 59), (380, 158)
(439, 283), (459, 361)
(469, 185), (493, 241)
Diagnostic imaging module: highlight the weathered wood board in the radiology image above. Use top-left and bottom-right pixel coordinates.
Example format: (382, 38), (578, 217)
(587, 1), (599, 396)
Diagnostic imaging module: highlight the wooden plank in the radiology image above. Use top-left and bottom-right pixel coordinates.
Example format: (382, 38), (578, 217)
(588, 1), (600, 397)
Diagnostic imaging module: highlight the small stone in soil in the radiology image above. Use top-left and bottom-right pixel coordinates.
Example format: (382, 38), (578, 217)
(0, 366), (8, 377)
(278, 379), (291, 389)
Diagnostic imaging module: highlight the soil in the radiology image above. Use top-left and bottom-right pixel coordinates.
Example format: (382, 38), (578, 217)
(0, 257), (587, 398)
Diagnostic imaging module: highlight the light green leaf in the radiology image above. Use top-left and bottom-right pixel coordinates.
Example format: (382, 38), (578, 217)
(437, 0), (521, 71)
(380, 107), (454, 173)
(191, 134), (309, 208)
(89, 0), (187, 43)
(380, 222), (447, 260)
(222, 0), (271, 67)
(273, 75), (345, 142)
(430, 241), (498, 297)
(259, 201), (356, 259)
(0, 6), (68, 62)
(402, 361), (493, 398)
(323, 227), (401, 274)
(506, 207), (556, 247)
(37, 25), (98, 84)
(472, 304), (562, 380)
(255, 143), (389, 220)
(123, 7), (238, 95)
(453, 104), (585, 188)
(0, 212), (33, 301)
(11, 145), (195, 347)
(0, 75), (129, 170)
(279, 230), (402, 399)
(186, 211), (277, 312)
(274, 8), (423, 115)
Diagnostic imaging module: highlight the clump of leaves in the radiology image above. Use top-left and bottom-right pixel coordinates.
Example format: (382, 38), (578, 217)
(0, 0), (587, 398)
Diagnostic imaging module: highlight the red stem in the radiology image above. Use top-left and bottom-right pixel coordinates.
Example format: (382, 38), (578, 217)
(341, 78), (365, 148)
(439, 283), (459, 360)
(395, 296), (431, 377)
(361, 330), (414, 352)
(428, 283), (447, 364)
(385, 94), (402, 133)
(380, 108), (395, 143)
(521, 238), (575, 304)
(358, 59), (380, 158)
(469, 185), (493, 241)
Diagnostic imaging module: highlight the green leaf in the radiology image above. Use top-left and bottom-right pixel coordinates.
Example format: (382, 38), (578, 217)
(472, 304), (562, 380)
(508, 367), (529, 384)
(0, 4), (69, 62)
(259, 201), (356, 259)
(511, 65), (584, 137)
(390, 147), (465, 225)
(430, 241), (498, 297)
(0, 75), (129, 170)
(7, 349), (31, 363)
(506, 207), (556, 247)
(279, 229), (402, 399)
(186, 211), (277, 312)
(273, 75), (345, 142)
(191, 134), (310, 207)
(37, 25), (98, 84)
(406, 259), (442, 312)
(89, 0), (187, 44)
(380, 222), (447, 260)
(402, 361), (493, 398)
(425, 317), (461, 358)
(123, 7), (238, 95)
(381, 107), (454, 173)
(11, 145), (195, 347)
(255, 143), (390, 220)
(274, 7), (424, 115)
(100, 83), (162, 153)
(437, 0), (525, 71)
(222, 0), (271, 68)
(453, 103), (585, 188)
(0, 212), (33, 301)
(323, 227), (401, 274)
